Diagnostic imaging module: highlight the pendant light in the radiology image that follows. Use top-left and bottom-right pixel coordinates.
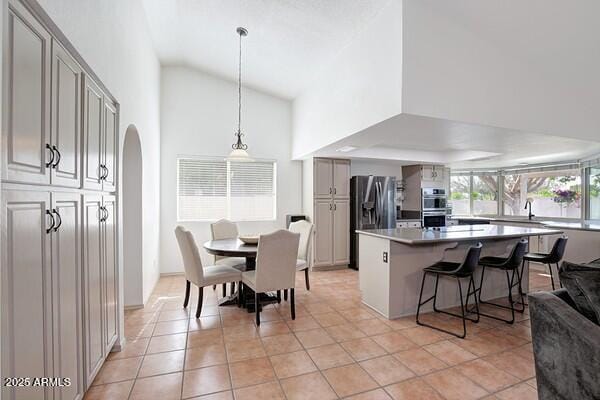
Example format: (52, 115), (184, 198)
(227, 27), (252, 161)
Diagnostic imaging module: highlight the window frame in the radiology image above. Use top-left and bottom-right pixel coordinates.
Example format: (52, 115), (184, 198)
(176, 155), (277, 222)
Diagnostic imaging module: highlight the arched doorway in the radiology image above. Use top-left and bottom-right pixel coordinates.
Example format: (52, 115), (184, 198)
(123, 125), (144, 307)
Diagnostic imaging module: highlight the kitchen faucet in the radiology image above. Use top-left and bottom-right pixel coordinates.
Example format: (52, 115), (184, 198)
(524, 199), (535, 220)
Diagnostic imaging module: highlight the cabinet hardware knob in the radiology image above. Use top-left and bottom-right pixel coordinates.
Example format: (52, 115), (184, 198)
(334, 187), (337, 195)
(53, 209), (62, 232)
(52, 145), (61, 168)
(329, 187), (332, 194)
(46, 209), (55, 233)
(45, 144), (55, 168)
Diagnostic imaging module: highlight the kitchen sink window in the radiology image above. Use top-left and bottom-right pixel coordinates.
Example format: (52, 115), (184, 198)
(450, 174), (498, 216)
(177, 156), (277, 221)
(588, 167), (600, 220)
(450, 175), (471, 215)
(502, 169), (581, 218)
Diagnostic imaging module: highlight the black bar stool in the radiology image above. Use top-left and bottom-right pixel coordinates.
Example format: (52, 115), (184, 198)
(416, 243), (482, 339)
(476, 239), (528, 324)
(523, 236), (568, 291)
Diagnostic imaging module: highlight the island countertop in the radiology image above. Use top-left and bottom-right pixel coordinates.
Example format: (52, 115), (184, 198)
(356, 224), (563, 245)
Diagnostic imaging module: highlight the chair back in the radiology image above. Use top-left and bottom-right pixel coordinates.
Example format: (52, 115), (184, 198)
(210, 219), (239, 262)
(174, 226), (204, 286)
(289, 220), (313, 265)
(505, 239), (529, 269)
(547, 236), (568, 263)
(254, 229), (300, 293)
(456, 242), (483, 275)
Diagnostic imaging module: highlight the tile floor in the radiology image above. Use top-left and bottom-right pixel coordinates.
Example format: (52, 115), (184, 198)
(85, 267), (553, 400)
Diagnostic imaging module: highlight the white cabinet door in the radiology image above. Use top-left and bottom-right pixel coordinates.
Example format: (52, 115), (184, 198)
(314, 199), (333, 266)
(51, 192), (84, 400)
(1, 190), (53, 400)
(82, 195), (104, 384)
(314, 159), (333, 198)
(82, 77), (103, 190)
(2, 1), (51, 185)
(51, 41), (82, 188)
(102, 100), (117, 192)
(333, 160), (350, 199)
(102, 195), (118, 353)
(333, 200), (350, 264)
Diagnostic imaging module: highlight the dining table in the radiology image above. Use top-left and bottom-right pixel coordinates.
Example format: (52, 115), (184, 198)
(203, 238), (277, 312)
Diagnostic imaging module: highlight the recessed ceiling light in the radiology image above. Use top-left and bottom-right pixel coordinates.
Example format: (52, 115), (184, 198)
(336, 146), (357, 153)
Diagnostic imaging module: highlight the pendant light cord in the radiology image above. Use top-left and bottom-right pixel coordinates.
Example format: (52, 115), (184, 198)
(237, 30), (242, 135)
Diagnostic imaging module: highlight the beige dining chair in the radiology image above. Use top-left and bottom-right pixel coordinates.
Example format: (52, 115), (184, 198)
(175, 226), (242, 317)
(210, 219), (245, 295)
(241, 229), (300, 326)
(289, 220), (314, 291)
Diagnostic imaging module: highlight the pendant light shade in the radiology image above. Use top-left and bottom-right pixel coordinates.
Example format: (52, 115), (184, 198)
(227, 27), (253, 161)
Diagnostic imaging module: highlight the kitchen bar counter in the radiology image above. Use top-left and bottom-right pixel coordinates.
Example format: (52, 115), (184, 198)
(451, 216), (600, 232)
(357, 224), (562, 319)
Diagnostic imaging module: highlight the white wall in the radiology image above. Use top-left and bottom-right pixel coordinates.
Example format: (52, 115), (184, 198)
(160, 66), (302, 272)
(292, 0), (403, 159)
(350, 160), (402, 178)
(37, 0), (162, 305)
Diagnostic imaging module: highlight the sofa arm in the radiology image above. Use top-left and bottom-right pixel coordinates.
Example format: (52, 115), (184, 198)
(529, 292), (600, 400)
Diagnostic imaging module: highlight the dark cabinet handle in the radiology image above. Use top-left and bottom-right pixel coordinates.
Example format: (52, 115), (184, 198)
(334, 187), (337, 195)
(45, 144), (55, 168)
(104, 165), (109, 180)
(51, 145), (61, 168)
(52, 209), (62, 232)
(104, 207), (109, 221)
(100, 165), (109, 180)
(46, 209), (55, 233)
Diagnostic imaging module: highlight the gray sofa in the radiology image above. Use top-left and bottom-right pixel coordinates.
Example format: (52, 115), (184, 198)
(529, 289), (600, 400)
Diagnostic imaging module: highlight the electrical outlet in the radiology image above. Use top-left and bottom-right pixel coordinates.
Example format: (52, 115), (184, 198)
(383, 251), (388, 263)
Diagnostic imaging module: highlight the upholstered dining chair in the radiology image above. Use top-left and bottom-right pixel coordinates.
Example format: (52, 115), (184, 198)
(289, 220), (314, 291)
(241, 230), (300, 326)
(175, 226), (242, 317)
(210, 219), (245, 295)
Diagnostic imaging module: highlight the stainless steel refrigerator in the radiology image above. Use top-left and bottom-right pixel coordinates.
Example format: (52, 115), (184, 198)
(350, 175), (397, 269)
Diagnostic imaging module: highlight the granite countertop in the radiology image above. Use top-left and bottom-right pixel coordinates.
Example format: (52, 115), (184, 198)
(356, 224), (563, 245)
(450, 216), (600, 232)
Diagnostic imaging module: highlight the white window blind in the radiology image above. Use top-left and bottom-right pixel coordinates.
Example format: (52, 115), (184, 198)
(177, 157), (276, 222)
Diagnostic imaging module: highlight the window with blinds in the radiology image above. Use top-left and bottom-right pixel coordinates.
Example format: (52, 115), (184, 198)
(177, 157), (277, 221)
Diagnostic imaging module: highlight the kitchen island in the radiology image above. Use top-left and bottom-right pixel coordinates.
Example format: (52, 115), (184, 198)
(356, 225), (563, 319)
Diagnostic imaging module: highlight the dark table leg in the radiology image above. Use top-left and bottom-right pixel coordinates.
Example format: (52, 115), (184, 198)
(218, 257), (255, 307)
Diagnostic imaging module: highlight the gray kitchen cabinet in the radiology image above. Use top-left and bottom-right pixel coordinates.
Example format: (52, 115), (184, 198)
(102, 100), (118, 192)
(333, 160), (350, 199)
(102, 195), (119, 353)
(82, 77), (104, 190)
(51, 41), (82, 188)
(1, 190), (53, 400)
(82, 195), (104, 384)
(314, 158), (334, 198)
(2, 0), (52, 185)
(51, 192), (84, 400)
(314, 198), (334, 266)
(333, 199), (350, 264)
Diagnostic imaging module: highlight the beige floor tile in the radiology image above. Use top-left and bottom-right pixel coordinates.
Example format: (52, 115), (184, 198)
(393, 348), (448, 376)
(454, 359), (520, 392)
(92, 357), (143, 385)
(423, 340), (478, 365)
(312, 311), (348, 327)
(384, 377), (445, 400)
(280, 371), (337, 400)
(345, 388), (393, 400)
(382, 317), (418, 331)
(371, 332), (417, 353)
(182, 365), (231, 398)
(307, 343), (354, 370)
(185, 344), (227, 370)
(286, 316), (320, 332)
(107, 338), (149, 360)
(399, 326), (446, 346)
(326, 323), (367, 342)
(158, 309), (190, 322)
(340, 307), (377, 322)
(153, 319), (189, 336)
(125, 323), (155, 340)
(187, 328), (224, 348)
(354, 319), (392, 336)
(229, 357), (276, 388)
(323, 364), (379, 397)
(305, 302), (335, 315)
(225, 338), (266, 362)
(129, 372), (182, 400)
(495, 382), (538, 400)
(83, 380), (134, 400)
(424, 369), (489, 400)
(233, 381), (285, 400)
(223, 323), (258, 342)
(147, 333), (187, 354)
(484, 350), (536, 380)
(270, 350), (318, 379)
(261, 333), (303, 356)
(188, 315), (222, 331)
(295, 328), (335, 348)
(138, 350), (185, 377)
(341, 337), (388, 361)
(360, 355), (415, 386)
(257, 321), (290, 337)
(188, 391), (233, 400)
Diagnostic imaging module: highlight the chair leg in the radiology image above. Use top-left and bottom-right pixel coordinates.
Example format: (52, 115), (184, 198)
(456, 277), (467, 339)
(477, 268), (517, 324)
(284, 289), (288, 301)
(230, 282), (235, 296)
(431, 275), (440, 312)
(183, 280), (191, 308)
(557, 263), (563, 288)
(255, 292), (261, 326)
(547, 263), (556, 290)
(304, 269), (310, 290)
(237, 282), (243, 307)
(290, 288), (296, 320)
(222, 283), (227, 297)
(276, 290), (281, 303)
(213, 285), (216, 290)
(196, 286), (204, 318)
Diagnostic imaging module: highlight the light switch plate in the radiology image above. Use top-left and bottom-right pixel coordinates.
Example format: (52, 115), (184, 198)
(383, 252), (388, 263)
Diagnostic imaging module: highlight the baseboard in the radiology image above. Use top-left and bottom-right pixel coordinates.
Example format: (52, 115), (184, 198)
(160, 272), (185, 277)
(312, 264), (348, 271)
(124, 304), (144, 311)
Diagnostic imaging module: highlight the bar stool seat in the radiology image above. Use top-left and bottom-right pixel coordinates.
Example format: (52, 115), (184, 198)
(479, 256), (518, 269)
(523, 236), (568, 291)
(424, 261), (471, 277)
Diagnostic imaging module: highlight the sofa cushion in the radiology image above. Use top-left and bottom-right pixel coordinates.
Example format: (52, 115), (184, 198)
(559, 261), (600, 325)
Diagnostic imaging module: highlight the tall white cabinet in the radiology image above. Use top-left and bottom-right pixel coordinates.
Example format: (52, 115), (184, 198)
(1, 1), (120, 398)
(306, 158), (351, 268)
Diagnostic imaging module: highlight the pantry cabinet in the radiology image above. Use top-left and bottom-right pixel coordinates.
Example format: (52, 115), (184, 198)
(82, 77), (104, 191)
(102, 195), (119, 353)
